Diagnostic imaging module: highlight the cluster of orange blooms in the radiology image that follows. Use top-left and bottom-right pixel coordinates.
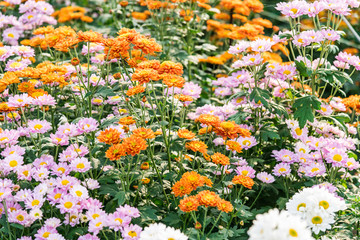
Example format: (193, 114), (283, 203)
(342, 95), (360, 114)
(196, 114), (251, 140)
(232, 175), (254, 189)
(0, 61), (71, 94)
(52, 6), (93, 23)
(179, 190), (233, 213)
(24, 26), (162, 61)
(98, 125), (156, 160)
(172, 171), (212, 197)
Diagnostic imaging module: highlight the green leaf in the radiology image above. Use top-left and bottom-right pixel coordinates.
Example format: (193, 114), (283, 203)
(255, 62), (268, 80)
(260, 127), (280, 141)
(293, 95), (321, 128)
(295, 60), (310, 77)
(114, 191), (126, 205)
(249, 88), (271, 108)
(162, 212), (182, 226)
(140, 207), (158, 221)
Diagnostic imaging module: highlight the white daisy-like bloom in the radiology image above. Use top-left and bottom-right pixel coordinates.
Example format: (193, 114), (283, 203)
(294, 142), (310, 154)
(309, 188), (346, 213)
(140, 223), (188, 240)
(33, 183), (49, 196)
(286, 187), (316, 216)
(248, 208), (313, 240)
(70, 184), (89, 200)
(30, 208), (43, 220)
(286, 187), (347, 234)
(305, 208), (334, 234)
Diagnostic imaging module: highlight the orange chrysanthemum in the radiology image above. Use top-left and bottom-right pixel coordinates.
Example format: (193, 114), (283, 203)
(97, 128), (122, 145)
(161, 74), (185, 88)
(137, 60), (160, 70)
(179, 196), (200, 212)
(105, 144), (126, 161)
(196, 190), (221, 207)
(118, 116), (136, 125)
(185, 141), (208, 154)
(174, 94), (193, 102)
(158, 61), (183, 75)
(0, 102), (16, 112)
(217, 199), (234, 213)
(177, 129), (195, 140)
(226, 141), (242, 153)
(213, 121), (251, 140)
(211, 152), (230, 165)
(122, 135), (148, 156)
(77, 30), (103, 42)
(232, 175), (254, 189)
(195, 114), (221, 126)
(126, 85), (146, 97)
(18, 81), (36, 93)
(131, 68), (159, 84)
(172, 179), (193, 197)
(132, 128), (155, 139)
(198, 126), (213, 135)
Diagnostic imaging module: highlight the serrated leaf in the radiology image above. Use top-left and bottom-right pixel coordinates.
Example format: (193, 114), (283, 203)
(249, 88), (270, 108)
(293, 95), (321, 128)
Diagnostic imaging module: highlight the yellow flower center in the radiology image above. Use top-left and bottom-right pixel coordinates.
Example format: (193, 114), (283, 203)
(319, 200), (329, 210)
(32, 199), (40, 206)
(77, 163), (85, 169)
(75, 190), (82, 197)
(128, 231), (137, 237)
(311, 216), (323, 224)
(64, 202), (73, 209)
(297, 203), (306, 211)
(333, 154), (342, 162)
(34, 124), (43, 130)
(289, 229), (298, 237)
(9, 160), (18, 167)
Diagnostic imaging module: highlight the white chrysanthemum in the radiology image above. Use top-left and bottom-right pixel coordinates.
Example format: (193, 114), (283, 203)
(287, 187), (346, 215)
(30, 208), (43, 220)
(140, 223), (188, 240)
(294, 142), (310, 154)
(305, 208), (334, 234)
(162, 226), (188, 240)
(248, 209), (313, 240)
(70, 184), (89, 200)
(286, 187), (316, 216)
(307, 187), (347, 214)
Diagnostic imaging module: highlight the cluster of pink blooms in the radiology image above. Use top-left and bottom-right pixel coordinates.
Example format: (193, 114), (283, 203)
(0, 111), (145, 239)
(1, 0), (56, 45)
(275, 0), (360, 18)
(272, 119), (358, 178)
(292, 29), (340, 47)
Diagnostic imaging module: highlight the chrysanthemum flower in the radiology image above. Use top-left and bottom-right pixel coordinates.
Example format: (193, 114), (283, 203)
(126, 85), (145, 97)
(27, 119), (52, 134)
(105, 144), (126, 161)
(122, 135), (148, 156)
(119, 116), (136, 126)
(273, 163), (291, 177)
(132, 128), (155, 139)
(177, 129), (195, 139)
(226, 141), (242, 153)
(185, 140), (208, 154)
(70, 157), (91, 172)
(232, 175), (254, 189)
(108, 212), (131, 231)
(121, 224), (142, 240)
(211, 152), (230, 165)
(217, 199), (234, 213)
(195, 114), (221, 126)
(256, 172), (275, 183)
(197, 190), (221, 207)
(179, 195), (199, 212)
